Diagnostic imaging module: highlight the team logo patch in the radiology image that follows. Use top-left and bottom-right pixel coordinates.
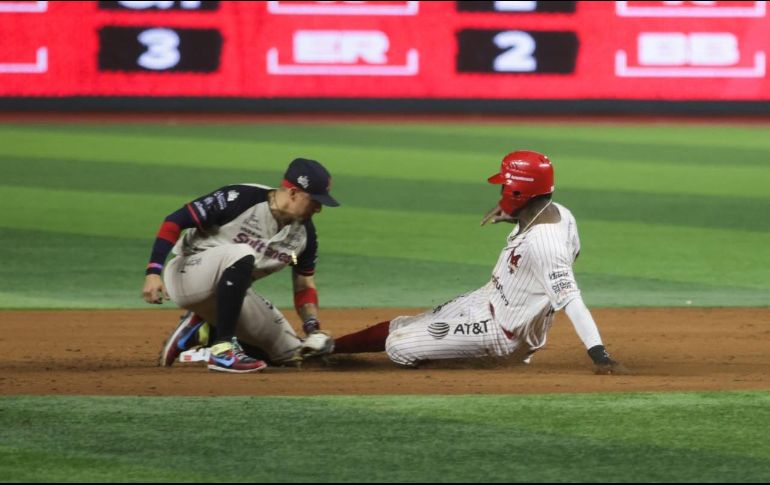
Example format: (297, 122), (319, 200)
(427, 322), (450, 340)
(508, 245), (522, 273)
(504, 172), (535, 183)
(453, 320), (490, 335)
(297, 175), (310, 189)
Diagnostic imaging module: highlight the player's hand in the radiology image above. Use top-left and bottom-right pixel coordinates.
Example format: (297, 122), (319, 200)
(481, 205), (516, 226)
(588, 345), (631, 375)
(142, 274), (170, 304)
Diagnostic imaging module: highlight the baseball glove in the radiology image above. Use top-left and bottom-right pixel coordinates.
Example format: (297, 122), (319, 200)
(295, 331), (335, 361)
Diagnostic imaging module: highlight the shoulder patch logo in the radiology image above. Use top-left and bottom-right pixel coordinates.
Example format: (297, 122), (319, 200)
(297, 175), (310, 189)
(227, 190), (239, 202)
(508, 244), (522, 273)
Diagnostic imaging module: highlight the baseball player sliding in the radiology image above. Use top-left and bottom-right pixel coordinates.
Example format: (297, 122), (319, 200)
(142, 158), (338, 373)
(334, 150), (628, 374)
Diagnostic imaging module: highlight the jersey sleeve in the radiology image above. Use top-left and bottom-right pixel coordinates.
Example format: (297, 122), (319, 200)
(145, 185), (267, 275)
(528, 229), (582, 310)
(294, 219), (318, 276)
(186, 185), (266, 230)
(145, 205), (197, 275)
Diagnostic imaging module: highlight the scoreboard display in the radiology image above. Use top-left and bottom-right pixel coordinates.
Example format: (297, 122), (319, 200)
(1, 0), (770, 100)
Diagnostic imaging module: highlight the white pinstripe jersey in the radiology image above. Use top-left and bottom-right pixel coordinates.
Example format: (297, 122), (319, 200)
(487, 202), (582, 352)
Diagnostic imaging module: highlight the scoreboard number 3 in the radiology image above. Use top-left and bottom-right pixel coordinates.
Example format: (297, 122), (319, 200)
(99, 26), (222, 73)
(137, 28), (180, 70)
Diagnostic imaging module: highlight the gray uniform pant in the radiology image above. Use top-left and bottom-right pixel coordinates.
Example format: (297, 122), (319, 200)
(163, 244), (301, 364)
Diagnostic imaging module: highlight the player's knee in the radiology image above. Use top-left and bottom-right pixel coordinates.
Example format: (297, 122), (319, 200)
(229, 254), (255, 273)
(228, 244), (256, 264)
(385, 333), (418, 367)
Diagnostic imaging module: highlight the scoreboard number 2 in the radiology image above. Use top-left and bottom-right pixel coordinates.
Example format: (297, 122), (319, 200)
(493, 31), (536, 72)
(457, 29), (578, 74)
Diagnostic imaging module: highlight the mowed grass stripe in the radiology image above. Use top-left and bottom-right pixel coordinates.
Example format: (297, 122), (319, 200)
(0, 127), (492, 182)
(0, 155), (283, 198)
(559, 188), (770, 233)
(0, 186), (174, 238)
(0, 227), (153, 309)
(0, 185), (497, 253)
(2, 121), (769, 308)
(575, 273), (770, 307)
(0, 446), (221, 483)
(321, 392), (770, 458)
(0, 227), (764, 309)
(12, 122), (770, 164)
(2, 126), (769, 199)
(323, 209), (770, 290)
(0, 292), (90, 308)
(2, 186), (769, 289)
(559, 156), (770, 199)
(0, 227), (490, 309)
(394, 123), (770, 161)
(335, 121), (770, 151)
(577, 220), (770, 289)
(1, 392), (768, 482)
(3, 156), (770, 233)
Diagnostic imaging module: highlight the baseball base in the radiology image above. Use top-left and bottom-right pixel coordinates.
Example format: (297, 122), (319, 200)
(179, 347), (211, 363)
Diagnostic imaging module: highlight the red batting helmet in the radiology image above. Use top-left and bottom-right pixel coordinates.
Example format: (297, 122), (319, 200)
(487, 150), (555, 215)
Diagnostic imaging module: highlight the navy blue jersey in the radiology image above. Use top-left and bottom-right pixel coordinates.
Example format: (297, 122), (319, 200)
(147, 184), (317, 277)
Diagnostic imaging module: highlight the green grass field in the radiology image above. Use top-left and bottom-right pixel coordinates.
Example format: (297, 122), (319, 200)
(1, 121), (769, 309)
(1, 120), (769, 482)
(2, 392), (769, 482)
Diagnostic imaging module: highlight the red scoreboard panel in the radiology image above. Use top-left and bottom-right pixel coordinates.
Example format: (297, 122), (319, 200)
(1, 0), (769, 100)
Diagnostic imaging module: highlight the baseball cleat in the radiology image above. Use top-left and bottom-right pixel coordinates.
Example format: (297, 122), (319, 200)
(207, 338), (268, 373)
(159, 310), (206, 367)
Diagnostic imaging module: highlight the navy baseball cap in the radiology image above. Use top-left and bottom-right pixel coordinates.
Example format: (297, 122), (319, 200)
(282, 158), (340, 207)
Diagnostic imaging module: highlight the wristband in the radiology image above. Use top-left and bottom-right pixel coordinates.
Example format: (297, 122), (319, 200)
(302, 317), (320, 335)
(146, 263), (164, 275)
(294, 287), (318, 312)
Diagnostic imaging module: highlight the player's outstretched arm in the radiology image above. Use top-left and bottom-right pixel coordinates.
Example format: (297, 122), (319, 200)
(292, 272), (321, 335)
(142, 203), (202, 305)
(564, 297), (630, 375)
(291, 272), (335, 359)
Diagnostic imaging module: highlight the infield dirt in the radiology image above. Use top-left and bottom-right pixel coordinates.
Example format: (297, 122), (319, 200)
(1, 308), (768, 396)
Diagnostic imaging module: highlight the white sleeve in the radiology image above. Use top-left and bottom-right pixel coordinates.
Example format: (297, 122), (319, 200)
(564, 297), (603, 350)
(528, 232), (581, 310)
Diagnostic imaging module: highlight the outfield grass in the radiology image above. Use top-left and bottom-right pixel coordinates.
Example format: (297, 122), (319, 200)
(1, 121), (769, 309)
(1, 121), (768, 484)
(1, 391), (769, 482)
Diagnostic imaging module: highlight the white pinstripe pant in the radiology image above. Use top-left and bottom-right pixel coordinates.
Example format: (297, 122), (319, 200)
(385, 288), (519, 366)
